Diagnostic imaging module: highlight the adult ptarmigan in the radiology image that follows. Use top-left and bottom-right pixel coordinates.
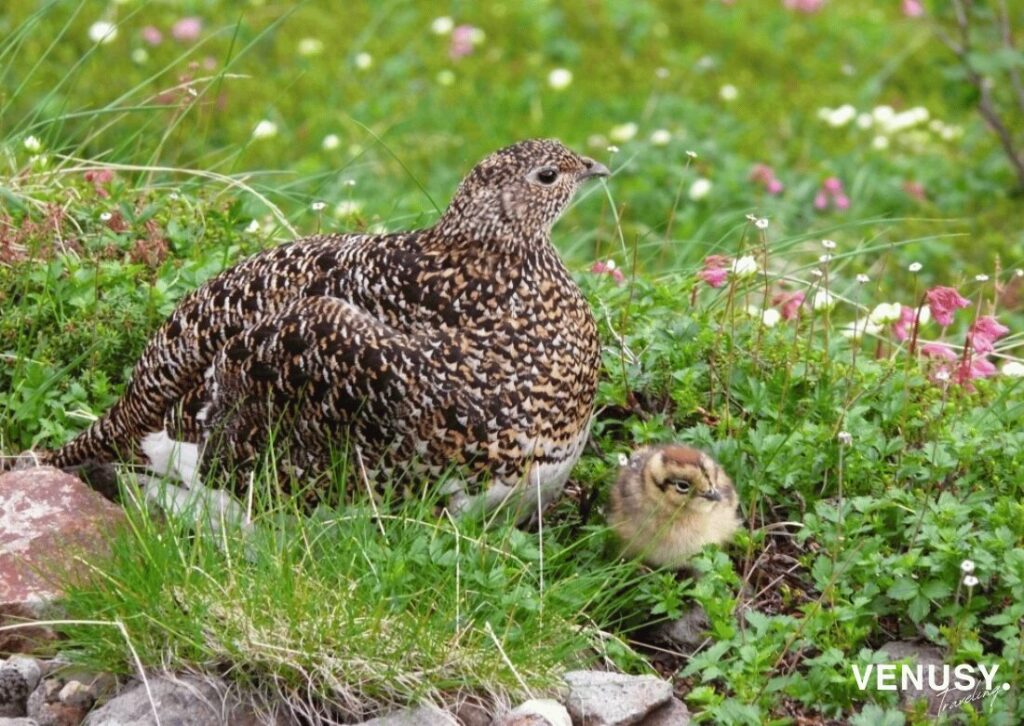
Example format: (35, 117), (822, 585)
(43, 139), (608, 516)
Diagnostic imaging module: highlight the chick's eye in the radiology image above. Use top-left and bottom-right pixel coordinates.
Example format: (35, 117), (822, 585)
(536, 168), (559, 185)
(670, 479), (691, 494)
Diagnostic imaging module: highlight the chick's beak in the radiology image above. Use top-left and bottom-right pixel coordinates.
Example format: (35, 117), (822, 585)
(579, 157), (610, 180)
(701, 489), (723, 502)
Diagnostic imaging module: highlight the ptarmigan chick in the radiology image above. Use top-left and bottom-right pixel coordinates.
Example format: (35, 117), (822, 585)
(608, 444), (740, 568)
(43, 139), (609, 518)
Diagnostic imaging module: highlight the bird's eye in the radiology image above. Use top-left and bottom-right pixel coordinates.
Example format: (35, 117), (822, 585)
(669, 478), (691, 494)
(535, 168), (559, 185)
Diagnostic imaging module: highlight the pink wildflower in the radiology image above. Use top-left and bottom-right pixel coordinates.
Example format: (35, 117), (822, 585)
(921, 343), (958, 361)
(814, 176), (849, 212)
(773, 290), (806, 320)
(902, 0), (924, 18)
(926, 286), (970, 327)
(449, 25), (477, 59)
(968, 316), (1010, 354)
(903, 180), (926, 202)
(591, 260), (625, 284)
(698, 255), (730, 288)
(892, 305), (918, 341)
(784, 0), (825, 12)
(956, 356), (998, 387)
(141, 26), (163, 46)
(171, 17), (202, 42)
(84, 168), (115, 197)
(749, 164), (784, 195)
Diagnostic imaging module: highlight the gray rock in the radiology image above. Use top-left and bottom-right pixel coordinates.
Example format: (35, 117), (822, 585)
(563, 671), (673, 726)
(26, 678), (87, 726)
(0, 657), (43, 717)
(83, 676), (233, 726)
(494, 699), (571, 726)
(637, 697), (689, 725)
(0, 718), (40, 725)
(879, 640), (951, 715)
(357, 704), (458, 725)
(648, 605), (709, 651)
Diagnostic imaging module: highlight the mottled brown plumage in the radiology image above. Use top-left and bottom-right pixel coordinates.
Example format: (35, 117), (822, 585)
(608, 444), (741, 568)
(47, 139), (608, 513)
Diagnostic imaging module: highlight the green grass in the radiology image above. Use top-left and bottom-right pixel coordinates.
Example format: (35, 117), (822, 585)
(3, 1), (1024, 724)
(55, 474), (655, 721)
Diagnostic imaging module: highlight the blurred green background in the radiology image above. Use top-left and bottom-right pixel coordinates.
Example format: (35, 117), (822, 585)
(3, 0), (1022, 277)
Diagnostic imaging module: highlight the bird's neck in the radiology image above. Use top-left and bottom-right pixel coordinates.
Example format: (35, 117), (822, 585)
(423, 218), (552, 267)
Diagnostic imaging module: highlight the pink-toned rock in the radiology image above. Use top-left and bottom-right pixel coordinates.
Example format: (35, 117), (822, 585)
(1, 467), (125, 634)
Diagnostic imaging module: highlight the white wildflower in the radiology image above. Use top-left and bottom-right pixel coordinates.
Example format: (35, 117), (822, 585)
(1002, 361), (1024, 377)
(655, 67), (669, 79)
(689, 177), (713, 201)
(841, 319), (882, 340)
(819, 254), (833, 264)
(606, 145), (620, 154)
(131, 48), (149, 64)
(617, 452), (629, 467)
(649, 129), (671, 146)
(731, 255), (759, 278)
(754, 217), (769, 230)
(837, 431), (853, 446)
(719, 84), (738, 102)
(821, 239), (836, 249)
(872, 135), (890, 150)
(252, 120), (278, 139)
(322, 134), (340, 151)
(962, 574), (979, 588)
(869, 303), (902, 325)
(431, 16), (454, 35)
(609, 122), (638, 143)
(908, 262), (923, 273)
(88, 21), (118, 44)
(934, 369), (951, 383)
(245, 219), (260, 234)
(334, 200), (363, 218)
(960, 559), (975, 574)
(298, 38), (324, 56)
(99, 212), (113, 221)
(856, 113), (873, 129)
(686, 150), (698, 159)
(856, 274), (870, 284)
(23, 136), (41, 153)
(547, 68), (573, 90)
(975, 274), (989, 282)
(311, 201), (326, 212)
(813, 290), (836, 310)
(761, 307), (781, 327)
(354, 52), (373, 70)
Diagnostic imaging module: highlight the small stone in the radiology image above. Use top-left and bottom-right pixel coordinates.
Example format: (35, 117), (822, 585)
(82, 676), (260, 725)
(648, 605), (709, 651)
(55, 683), (92, 711)
(495, 698), (571, 725)
(0, 657), (43, 718)
(453, 696), (493, 726)
(563, 671), (673, 726)
(638, 697), (690, 725)
(27, 678), (88, 726)
(356, 705), (458, 725)
(879, 640), (948, 715)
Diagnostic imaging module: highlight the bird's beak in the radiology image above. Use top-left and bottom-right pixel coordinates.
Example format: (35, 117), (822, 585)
(579, 158), (610, 180)
(701, 489), (723, 502)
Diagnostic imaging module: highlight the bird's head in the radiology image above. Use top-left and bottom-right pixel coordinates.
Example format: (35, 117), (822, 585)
(439, 138), (609, 239)
(636, 444), (735, 515)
